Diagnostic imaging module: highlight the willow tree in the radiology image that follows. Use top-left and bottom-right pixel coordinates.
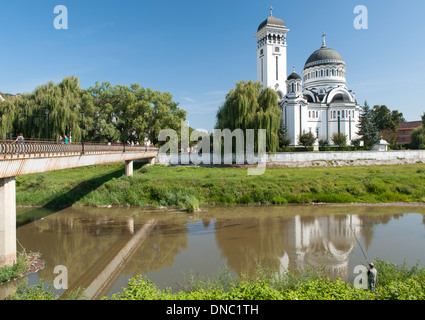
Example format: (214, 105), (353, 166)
(1, 76), (84, 141)
(31, 76), (83, 141)
(215, 80), (281, 152)
(0, 99), (16, 138)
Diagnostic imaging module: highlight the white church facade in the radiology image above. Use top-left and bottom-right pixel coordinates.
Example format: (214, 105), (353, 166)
(255, 9), (362, 147)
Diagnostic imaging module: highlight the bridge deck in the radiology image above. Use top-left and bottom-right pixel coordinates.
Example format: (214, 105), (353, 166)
(0, 140), (158, 178)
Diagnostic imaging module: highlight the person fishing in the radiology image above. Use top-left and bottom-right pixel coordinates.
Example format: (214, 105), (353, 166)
(367, 263), (378, 291)
(349, 217), (378, 291)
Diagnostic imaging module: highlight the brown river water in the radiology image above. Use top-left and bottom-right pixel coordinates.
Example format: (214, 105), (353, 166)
(2, 204), (425, 299)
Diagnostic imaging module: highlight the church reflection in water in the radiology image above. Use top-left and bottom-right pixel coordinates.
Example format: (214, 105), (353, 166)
(279, 215), (362, 279)
(213, 213), (363, 281)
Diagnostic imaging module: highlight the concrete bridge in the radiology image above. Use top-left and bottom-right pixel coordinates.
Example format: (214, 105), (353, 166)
(0, 140), (159, 268)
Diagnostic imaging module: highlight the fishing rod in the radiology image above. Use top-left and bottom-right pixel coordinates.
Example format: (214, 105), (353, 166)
(349, 216), (370, 265)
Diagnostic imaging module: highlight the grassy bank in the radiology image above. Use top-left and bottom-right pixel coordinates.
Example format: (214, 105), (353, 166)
(15, 163), (425, 210)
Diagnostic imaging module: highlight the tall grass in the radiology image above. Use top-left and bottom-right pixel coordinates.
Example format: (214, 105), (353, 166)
(15, 163), (425, 209)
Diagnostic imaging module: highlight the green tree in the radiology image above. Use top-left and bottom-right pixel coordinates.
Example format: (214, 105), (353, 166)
(0, 99), (16, 139)
(1, 76), (84, 141)
(331, 132), (347, 147)
(87, 82), (186, 145)
(298, 130), (316, 150)
(411, 113), (425, 149)
(372, 105), (405, 132)
(357, 101), (379, 147)
(277, 118), (291, 149)
(216, 80), (282, 152)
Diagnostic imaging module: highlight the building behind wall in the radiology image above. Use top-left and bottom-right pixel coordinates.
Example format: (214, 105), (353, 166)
(396, 121), (422, 145)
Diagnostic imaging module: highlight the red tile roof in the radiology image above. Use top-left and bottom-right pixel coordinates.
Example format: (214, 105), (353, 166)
(398, 121), (422, 130)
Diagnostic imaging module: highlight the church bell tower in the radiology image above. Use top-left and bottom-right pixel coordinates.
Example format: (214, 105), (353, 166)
(255, 7), (289, 100)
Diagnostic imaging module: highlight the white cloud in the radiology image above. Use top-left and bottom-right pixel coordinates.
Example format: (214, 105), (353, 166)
(182, 97), (196, 103)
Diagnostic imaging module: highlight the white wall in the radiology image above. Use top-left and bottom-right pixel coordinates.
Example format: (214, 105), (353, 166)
(268, 150), (425, 162)
(157, 150), (425, 165)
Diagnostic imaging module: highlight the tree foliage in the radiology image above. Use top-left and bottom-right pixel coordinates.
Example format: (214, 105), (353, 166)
(357, 101), (379, 147)
(0, 76), (187, 145)
(0, 76), (83, 141)
(215, 80), (281, 152)
(372, 105), (405, 132)
(411, 120), (425, 150)
(277, 118), (291, 149)
(298, 130), (316, 149)
(331, 132), (348, 147)
(357, 102), (405, 148)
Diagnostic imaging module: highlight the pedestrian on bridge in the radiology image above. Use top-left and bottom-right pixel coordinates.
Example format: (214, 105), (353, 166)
(64, 135), (69, 145)
(13, 133), (25, 153)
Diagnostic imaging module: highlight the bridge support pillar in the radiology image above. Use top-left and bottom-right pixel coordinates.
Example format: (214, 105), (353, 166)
(125, 160), (133, 177)
(0, 177), (17, 268)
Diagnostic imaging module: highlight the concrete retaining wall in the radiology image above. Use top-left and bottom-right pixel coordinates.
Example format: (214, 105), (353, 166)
(157, 150), (425, 165)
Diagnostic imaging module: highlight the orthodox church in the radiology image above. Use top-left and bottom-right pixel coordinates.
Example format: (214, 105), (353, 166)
(255, 8), (362, 146)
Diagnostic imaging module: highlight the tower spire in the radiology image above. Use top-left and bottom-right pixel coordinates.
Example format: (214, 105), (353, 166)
(321, 32), (327, 47)
(269, 6), (273, 16)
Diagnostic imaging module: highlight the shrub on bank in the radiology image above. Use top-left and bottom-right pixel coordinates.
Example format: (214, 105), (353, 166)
(107, 259), (425, 301)
(0, 254), (29, 284)
(5, 259), (425, 300)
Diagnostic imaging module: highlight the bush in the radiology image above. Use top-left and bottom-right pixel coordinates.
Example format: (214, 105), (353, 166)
(364, 180), (388, 194)
(331, 132), (348, 147)
(5, 281), (55, 300)
(281, 277), (373, 300)
(0, 254), (28, 283)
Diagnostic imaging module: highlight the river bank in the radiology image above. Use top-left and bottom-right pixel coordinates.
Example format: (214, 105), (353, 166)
(15, 163), (425, 212)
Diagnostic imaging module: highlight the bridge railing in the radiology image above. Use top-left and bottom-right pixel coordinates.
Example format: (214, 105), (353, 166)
(0, 139), (159, 158)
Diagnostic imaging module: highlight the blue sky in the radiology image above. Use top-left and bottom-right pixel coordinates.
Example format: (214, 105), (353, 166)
(0, 0), (424, 132)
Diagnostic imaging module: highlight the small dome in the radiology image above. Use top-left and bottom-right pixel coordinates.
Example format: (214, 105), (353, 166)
(304, 47), (345, 70)
(287, 72), (302, 81)
(257, 16), (286, 32)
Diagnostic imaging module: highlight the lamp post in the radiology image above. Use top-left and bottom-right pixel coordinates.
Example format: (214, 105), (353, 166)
(44, 109), (49, 140)
(81, 111), (85, 154)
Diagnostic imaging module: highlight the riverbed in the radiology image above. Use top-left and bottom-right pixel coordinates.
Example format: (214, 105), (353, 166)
(2, 204), (425, 299)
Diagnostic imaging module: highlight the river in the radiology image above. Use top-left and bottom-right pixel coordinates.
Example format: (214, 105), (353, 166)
(2, 204), (425, 299)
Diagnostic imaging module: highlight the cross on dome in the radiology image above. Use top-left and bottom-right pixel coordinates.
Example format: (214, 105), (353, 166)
(269, 6), (273, 16)
(321, 32), (327, 47)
